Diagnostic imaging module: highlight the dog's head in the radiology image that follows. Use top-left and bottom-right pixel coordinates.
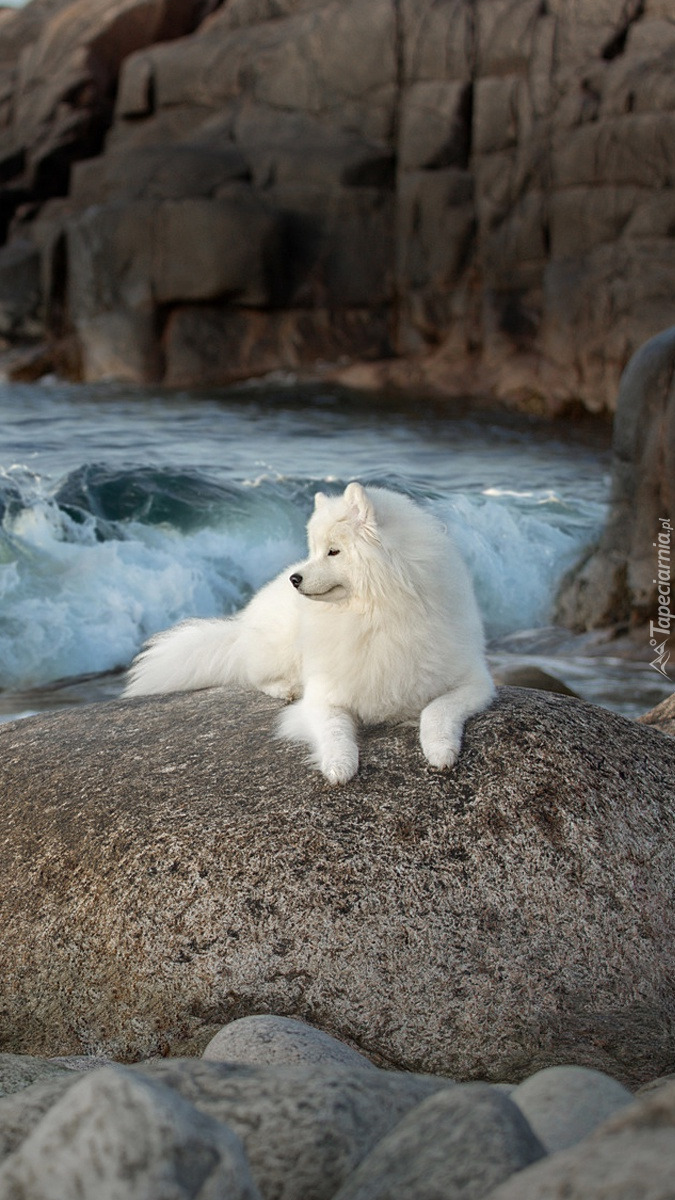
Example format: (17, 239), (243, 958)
(289, 482), (379, 603)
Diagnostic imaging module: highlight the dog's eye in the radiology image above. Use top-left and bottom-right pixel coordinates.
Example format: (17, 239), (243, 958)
(327, 548), (340, 557)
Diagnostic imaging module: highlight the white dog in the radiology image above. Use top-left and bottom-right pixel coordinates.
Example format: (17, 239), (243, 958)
(124, 482), (494, 783)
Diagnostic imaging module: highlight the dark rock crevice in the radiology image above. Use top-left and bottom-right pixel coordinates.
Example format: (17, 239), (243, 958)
(601, 0), (645, 61)
(0, 0), (218, 238)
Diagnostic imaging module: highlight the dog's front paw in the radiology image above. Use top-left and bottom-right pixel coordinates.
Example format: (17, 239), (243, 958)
(321, 749), (359, 785)
(421, 734), (461, 771)
(262, 681), (299, 701)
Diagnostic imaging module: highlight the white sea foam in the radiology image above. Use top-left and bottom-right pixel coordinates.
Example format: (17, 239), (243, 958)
(439, 489), (602, 638)
(0, 497), (305, 688)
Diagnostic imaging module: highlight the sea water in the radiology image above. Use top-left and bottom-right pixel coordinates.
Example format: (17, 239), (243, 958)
(0, 378), (667, 722)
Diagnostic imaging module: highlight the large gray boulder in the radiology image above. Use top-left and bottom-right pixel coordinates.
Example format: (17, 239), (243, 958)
(1, 685), (675, 1084)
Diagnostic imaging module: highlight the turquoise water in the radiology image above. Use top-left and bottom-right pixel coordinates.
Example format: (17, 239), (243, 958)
(0, 378), (666, 720)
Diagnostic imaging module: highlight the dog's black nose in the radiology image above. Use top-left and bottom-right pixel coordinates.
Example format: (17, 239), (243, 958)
(290, 573), (303, 589)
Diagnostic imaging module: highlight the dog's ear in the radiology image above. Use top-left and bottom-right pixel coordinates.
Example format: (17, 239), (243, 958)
(344, 482), (378, 540)
(313, 491), (328, 510)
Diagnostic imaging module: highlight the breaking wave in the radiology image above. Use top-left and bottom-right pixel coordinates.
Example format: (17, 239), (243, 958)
(0, 461), (604, 690)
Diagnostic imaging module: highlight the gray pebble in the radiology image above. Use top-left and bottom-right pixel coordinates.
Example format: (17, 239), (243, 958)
(488, 1080), (675, 1200)
(331, 1083), (544, 1200)
(202, 1016), (376, 1070)
(636, 1072), (675, 1097)
(0, 1065), (261, 1200)
(511, 1064), (633, 1151)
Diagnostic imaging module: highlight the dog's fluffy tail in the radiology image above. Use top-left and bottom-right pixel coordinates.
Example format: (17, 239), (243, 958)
(123, 618), (239, 697)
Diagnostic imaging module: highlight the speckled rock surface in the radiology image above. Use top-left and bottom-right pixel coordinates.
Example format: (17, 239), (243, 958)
(0, 1055), (70, 1099)
(1, 685), (675, 1083)
(202, 1016), (376, 1071)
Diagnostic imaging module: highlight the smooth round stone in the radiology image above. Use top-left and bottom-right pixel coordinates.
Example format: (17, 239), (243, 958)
(511, 1065), (633, 1151)
(0, 1066), (260, 1200)
(202, 1016), (376, 1070)
(490, 1081), (675, 1200)
(332, 1083), (544, 1200)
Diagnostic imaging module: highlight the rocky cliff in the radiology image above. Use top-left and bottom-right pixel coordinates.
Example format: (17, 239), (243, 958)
(0, 0), (672, 410)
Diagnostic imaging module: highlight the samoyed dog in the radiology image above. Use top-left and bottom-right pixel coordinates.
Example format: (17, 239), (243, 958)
(124, 482), (494, 784)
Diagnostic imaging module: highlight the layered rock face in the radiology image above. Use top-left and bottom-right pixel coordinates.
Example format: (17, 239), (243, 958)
(0, 0), (672, 408)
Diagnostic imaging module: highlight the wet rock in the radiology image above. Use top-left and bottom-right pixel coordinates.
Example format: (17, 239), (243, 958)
(510, 1065), (633, 1152)
(556, 326), (675, 630)
(490, 666), (579, 697)
(1, 686), (675, 1084)
(0, 240), (41, 337)
(161, 305), (391, 389)
(202, 1016), (376, 1071)
(331, 1084), (544, 1200)
(638, 692), (675, 738)
(1, 341), (58, 382)
(488, 1080), (675, 1200)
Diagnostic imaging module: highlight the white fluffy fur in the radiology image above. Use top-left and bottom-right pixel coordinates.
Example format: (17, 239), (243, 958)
(124, 482), (495, 783)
